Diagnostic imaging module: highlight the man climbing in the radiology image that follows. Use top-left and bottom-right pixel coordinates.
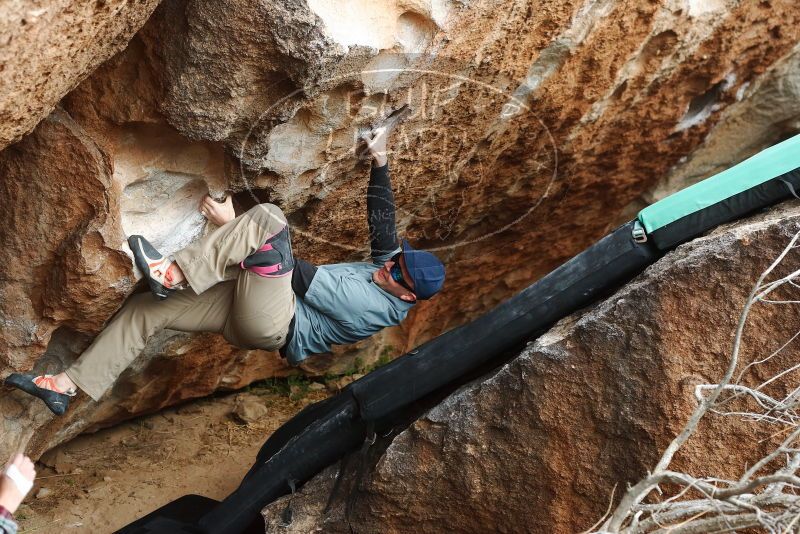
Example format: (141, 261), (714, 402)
(5, 119), (446, 416)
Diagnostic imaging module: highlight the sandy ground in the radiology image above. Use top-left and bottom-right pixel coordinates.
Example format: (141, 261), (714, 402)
(16, 382), (330, 533)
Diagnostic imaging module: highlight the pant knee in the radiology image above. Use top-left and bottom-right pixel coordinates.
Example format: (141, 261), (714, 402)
(247, 203), (287, 227)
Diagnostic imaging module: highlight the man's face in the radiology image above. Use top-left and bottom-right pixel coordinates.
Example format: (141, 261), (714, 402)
(372, 253), (416, 302)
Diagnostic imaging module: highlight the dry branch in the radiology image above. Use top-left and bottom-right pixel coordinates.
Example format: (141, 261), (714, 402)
(596, 230), (800, 534)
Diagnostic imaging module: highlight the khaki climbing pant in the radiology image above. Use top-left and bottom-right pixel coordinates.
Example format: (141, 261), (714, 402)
(66, 203), (295, 401)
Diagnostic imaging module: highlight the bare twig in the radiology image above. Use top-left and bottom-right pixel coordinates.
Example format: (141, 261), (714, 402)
(597, 230), (800, 533)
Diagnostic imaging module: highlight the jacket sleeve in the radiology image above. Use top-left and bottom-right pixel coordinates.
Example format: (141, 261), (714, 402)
(0, 515), (18, 534)
(367, 162), (401, 262)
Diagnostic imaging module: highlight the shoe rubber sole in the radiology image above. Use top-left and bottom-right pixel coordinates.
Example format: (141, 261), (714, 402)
(128, 235), (172, 301)
(5, 373), (71, 416)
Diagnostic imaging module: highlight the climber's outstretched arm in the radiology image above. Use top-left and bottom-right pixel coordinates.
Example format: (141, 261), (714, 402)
(362, 125), (401, 263)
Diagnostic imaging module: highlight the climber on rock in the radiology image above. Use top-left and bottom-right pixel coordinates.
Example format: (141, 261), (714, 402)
(5, 115), (446, 416)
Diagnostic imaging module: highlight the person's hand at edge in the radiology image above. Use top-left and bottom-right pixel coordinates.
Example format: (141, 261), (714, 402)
(0, 454), (35, 515)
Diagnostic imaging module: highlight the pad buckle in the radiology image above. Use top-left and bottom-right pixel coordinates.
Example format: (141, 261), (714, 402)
(632, 220), (648, 243)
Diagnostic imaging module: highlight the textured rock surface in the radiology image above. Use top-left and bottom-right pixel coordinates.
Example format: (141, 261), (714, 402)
(2, 0), (800, 459)
(0, 109), (125, 367)
(261, 202), (800, 534)
(0, 0), (161, 149)
(638, 41), (800, 207)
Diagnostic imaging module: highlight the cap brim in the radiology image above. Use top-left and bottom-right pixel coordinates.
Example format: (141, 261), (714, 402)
(400, 239), (419, 287)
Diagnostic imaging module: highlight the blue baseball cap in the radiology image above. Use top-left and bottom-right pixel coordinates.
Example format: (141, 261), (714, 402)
(400, 239), (445, 300)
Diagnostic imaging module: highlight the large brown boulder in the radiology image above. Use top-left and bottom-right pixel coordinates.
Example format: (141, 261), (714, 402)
(261, 202), (800, 533)
(0, 0), (160, 149)
(2, 0), (800, 459)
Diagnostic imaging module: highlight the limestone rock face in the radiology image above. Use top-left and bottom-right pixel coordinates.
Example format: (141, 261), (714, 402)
(640, 42), (800, 207)
(0, 109), (128, 369)
(2, 0), (800, 459)
(0, 0), (161, 149)
(261, 202), (800, 534)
